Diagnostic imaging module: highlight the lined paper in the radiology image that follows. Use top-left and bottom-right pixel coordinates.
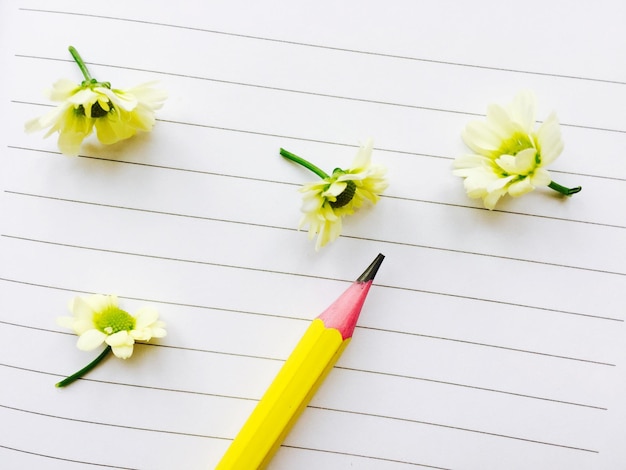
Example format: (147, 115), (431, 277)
(2, 1), (626, 469)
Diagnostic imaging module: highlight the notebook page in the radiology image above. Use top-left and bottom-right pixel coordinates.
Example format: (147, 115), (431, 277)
(1, 1), (625, 469)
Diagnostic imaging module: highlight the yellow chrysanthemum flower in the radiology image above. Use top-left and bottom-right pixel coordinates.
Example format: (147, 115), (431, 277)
(281, 139), (388, 250)
(25, 46), (166, 156)
(453, 91), (580, 210)
(56, 294), (166, 387)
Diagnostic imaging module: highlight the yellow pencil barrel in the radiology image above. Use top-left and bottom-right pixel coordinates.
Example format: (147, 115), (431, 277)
(216, 319), (349, 470)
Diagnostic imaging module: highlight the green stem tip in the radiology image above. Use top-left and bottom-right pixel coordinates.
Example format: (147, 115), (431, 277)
(548, 180), (582, 196)
(55, 345), (112, 388)
(68, 45), (94, 83)
(279, 148), (330, 179)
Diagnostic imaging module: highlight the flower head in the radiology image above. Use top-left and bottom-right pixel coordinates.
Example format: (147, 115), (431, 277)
(58, 294), (166, 359)
(56, 294), (166, 387)
(281, 139), (388, 249)
(453, 91), (580, 209)
(25, 46), (166, 156)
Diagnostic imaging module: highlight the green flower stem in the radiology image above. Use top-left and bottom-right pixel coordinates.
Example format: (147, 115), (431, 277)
(55, 345), (112, 388)
(548, 181), (582, 196)
(68, 45), (94, 82)
(280, 148), (330, 179)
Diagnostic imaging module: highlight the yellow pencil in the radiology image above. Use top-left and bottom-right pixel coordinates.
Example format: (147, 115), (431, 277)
(215, 253), (385, 470)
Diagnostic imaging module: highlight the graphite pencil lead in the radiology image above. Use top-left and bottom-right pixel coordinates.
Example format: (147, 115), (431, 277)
(356, 253), (385, 282)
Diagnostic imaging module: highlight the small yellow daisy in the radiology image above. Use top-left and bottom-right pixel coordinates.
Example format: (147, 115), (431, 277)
(25, 46), (166, 156)
(281, 139), (388, 249)
(56, 294), (166, 387)
(453, 91), (580, 209)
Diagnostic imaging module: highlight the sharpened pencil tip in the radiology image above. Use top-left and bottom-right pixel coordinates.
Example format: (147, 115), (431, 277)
(356, 253), (385, 282)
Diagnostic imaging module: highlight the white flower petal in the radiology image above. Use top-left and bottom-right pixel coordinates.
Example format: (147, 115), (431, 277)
(462, 121), (502, 156)
(66, 88), (99, 107)
(99, 87), (138, 111)
(508, 90), (536, 132)
(89, 294), (118, 312)
(150, 325), (167, 338)
(47, 79), (81, 101)
(485, 104), (517, 139)
(300, 196), (323, 213)
(76, 329), (107, 351)
(111, 344), (134, 359)
(486, 174), (515, 193)
(69, 297), (97, 322)
(483, 188), (507, 210)
(495, 148), (537, 176)
(463, 170), (499, 198)
(508, 177), (535, 197)
(453, 154), (490, 170)
(322, 181), (347, 198)
(134, 307), (160, 329)
(514, 148), (538, 173)
(25, 106), (68, 134)
(105, 330), (134, 347)
(531, 168), (552, 187)
(494, 154), (519, 174)
(350, 138), (374, 170)
(536, 112), (564, 166)
(131, 329), (151, 342)
(124, 82), (168, 110)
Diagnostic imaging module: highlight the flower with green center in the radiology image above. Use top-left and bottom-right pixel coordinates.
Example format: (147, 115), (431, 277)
(453, 91), (581, 210)
(25, 46), (167, 156)
(56, 294), (166, 387)
(280, 139), (388, 250)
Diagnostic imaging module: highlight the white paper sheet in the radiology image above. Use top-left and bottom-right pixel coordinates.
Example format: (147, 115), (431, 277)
(1, 1), (625, 469)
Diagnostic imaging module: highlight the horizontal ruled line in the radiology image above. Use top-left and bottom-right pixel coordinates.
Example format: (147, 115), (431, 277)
(358, 326), (615, 366)
(11, 103), (626, 186)
(382, 193), (626, 229)
(18, 8), (626, 86)
(336, 366), (607, 411)
(5, 182), (626, 274)
(0, 436), (445, 470)
(2, 225), (624, 322)
(280, 445), (453, 469)
(0, 361), (258, 403)
(0, 444), (136, 469)
(0, 403), (229, 441)
(0, 233), (334, 282)
(0, 404), (447, 470)
(377, 281), (623, 323)
(0, 274), (307, 324)
(0, 403), (441, 469)
(14, 55), (485, 120)
(309, 406), (599, 454)
(10, 178), (626, 241)
(13, 53), (626, 137)
(0, 363), (601, 459)
(0, 303), (611, 411)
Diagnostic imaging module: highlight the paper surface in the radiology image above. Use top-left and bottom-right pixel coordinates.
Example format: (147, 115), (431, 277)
(1, 1), (625, 469)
